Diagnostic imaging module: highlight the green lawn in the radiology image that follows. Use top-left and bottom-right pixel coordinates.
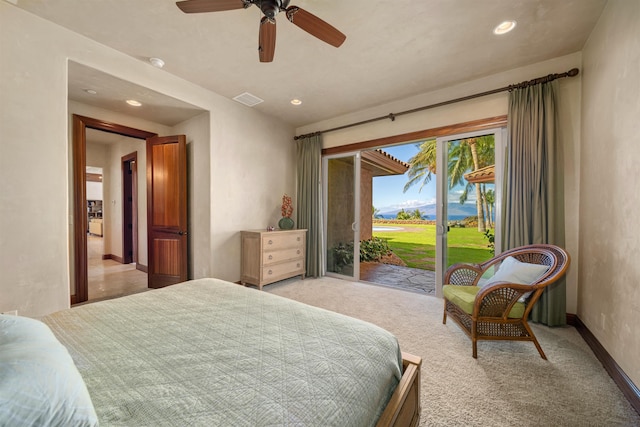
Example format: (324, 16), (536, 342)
(373, 223), (493, 270)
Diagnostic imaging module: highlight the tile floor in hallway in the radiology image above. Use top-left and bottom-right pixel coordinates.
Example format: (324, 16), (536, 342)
(87, 235), (148, 302)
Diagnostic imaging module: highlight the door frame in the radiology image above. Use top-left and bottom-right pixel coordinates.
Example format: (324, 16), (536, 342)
(434, 127), (505, 298)
(121, 152), (138, 266)
(322, 151), (361, 281)
(71, 115), (156, 304)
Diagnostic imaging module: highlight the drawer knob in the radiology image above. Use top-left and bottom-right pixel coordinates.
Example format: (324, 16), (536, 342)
(268, 240), (273, 245)
(268, 270), (273, 275)
(268, 255), (273, 260)
(297, 250), (300, 255)
(297, 237), (301, 241)
(296, 263), (300, 268)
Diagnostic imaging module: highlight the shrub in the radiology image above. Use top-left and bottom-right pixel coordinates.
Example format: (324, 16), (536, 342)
(330, 237), (391, 271)
(483, 229), (495, 255)
(360, 237), (391, 262)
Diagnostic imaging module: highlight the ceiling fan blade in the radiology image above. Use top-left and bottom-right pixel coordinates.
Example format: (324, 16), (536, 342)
(285, 6), (346, 47)
(259, 17), (276, 63)
(176, 0), (248, 14)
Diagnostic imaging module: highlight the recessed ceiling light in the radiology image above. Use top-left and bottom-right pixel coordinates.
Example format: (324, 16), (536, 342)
(126, 99), (142, 107)
(290, 99), (302, 106)
(84, 89), (97, 95)
(494, 20), (517, 35)
(149, 57), (165, 68)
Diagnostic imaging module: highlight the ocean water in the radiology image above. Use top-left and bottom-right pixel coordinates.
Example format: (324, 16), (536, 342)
(376, 214), (471, 221)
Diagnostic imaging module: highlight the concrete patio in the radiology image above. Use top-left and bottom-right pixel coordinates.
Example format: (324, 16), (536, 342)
(359, 262), (436, 295)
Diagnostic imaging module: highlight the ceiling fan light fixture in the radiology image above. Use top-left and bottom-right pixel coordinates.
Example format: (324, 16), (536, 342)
(494, 20), (516, 35)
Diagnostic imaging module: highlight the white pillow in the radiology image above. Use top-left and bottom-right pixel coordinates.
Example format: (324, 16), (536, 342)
(0, 314), (98, 427)
(480, 256), (550, 301)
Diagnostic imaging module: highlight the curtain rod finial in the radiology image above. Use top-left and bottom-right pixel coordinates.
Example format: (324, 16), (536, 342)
(567, 68), (579, 77)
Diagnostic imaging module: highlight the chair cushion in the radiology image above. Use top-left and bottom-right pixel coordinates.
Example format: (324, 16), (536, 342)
(443, 285), (525, 318)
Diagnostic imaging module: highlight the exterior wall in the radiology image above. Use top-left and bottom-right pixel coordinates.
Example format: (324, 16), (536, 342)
(360, 168), (373, 241)
(326, 159), (355, 249)
(579, 0), (640, 388)
(0, 3), (295, 317)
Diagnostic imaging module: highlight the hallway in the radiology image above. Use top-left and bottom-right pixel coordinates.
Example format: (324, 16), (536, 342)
(87, 235), (148, 302)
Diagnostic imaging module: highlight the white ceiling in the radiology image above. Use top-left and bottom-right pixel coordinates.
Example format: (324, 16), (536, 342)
(13, 0), (607, 128)
(69, 62), (205, 127)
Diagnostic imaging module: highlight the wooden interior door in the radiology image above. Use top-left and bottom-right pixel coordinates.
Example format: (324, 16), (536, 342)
(147, 135), (188, 288)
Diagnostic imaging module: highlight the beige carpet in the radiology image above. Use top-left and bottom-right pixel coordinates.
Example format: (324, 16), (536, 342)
(265, 276), (640, 427)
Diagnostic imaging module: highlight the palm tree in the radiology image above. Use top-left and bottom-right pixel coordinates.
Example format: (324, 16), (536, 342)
(372, 205), (380, 219)
(403, 139), (437, 193)
(447, 136), (494, 233)
(484, 188), (495, 228)
(396, 209), (411, 220)
(403, 136), (494, 232)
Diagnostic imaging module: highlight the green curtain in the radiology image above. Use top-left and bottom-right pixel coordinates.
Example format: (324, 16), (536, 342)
(296, 134), (324, 277)
(503, 80), (567, 326)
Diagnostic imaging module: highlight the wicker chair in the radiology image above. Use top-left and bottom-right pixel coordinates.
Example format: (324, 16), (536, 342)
(442, 244), (570, 359)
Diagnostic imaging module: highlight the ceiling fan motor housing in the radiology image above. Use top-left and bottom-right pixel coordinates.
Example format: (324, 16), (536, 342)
(256, 0), (290, 19)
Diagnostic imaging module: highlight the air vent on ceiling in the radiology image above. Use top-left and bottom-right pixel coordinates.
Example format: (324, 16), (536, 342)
(232, 92), (264, 107)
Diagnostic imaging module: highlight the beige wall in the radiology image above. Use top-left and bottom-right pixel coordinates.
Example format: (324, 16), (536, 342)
(0, 3), (295, 317)
(171, 112), (212, 280)
(297, 53), (583, 315)
(580, 0), (640, 388)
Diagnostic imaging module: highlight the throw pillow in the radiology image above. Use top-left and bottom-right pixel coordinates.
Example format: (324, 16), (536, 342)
(0, 314), (98, 427)
(479, 256), (550, 301)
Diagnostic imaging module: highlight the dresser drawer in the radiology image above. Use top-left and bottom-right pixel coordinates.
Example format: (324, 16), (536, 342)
(262, 232), (304, 251)
(263, 247), (303, 265)
(241, 229), (307, 290)
(261, 259), (304, 283)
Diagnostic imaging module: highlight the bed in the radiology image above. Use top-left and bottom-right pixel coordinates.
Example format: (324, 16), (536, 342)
(1, 278), (421, 426)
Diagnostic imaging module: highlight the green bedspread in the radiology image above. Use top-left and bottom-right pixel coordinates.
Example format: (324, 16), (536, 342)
(43, 278), (402, 426)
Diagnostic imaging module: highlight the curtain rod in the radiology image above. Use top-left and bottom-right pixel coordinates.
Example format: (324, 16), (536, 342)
(294, 68), (579, 141)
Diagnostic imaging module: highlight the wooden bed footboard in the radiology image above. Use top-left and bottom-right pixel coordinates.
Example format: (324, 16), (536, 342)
(376, 352), (422, 427)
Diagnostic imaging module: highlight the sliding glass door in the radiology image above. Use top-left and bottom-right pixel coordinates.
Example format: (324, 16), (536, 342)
(323, 153), (360, 280)
(435, 128), (505, 297)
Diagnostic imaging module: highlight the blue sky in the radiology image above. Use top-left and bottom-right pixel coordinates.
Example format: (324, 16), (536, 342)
(372, 141), (479, 213)
(372, 142), (435, 212)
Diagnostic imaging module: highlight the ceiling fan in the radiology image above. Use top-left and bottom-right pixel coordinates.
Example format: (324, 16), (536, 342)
(176, 0), (346, 62)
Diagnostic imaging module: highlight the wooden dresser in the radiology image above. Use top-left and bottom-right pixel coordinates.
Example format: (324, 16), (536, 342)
(240, 229), (307, 290)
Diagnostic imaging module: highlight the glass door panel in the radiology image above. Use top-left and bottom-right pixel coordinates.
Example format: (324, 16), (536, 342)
(323, 154), (360, 280)
(436, 129), (504, 297)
